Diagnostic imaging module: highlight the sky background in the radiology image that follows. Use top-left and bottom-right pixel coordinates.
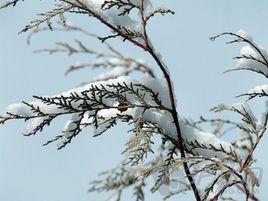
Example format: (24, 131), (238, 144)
(0, 0), (268, 200)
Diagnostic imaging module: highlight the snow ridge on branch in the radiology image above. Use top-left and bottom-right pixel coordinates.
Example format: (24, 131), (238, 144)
(1, 0), (267, 200)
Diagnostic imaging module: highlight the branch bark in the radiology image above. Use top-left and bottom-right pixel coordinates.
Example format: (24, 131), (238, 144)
(140, 1), (200, 200)
(65, 1), (201, 200)
(147, 47), (201, 201)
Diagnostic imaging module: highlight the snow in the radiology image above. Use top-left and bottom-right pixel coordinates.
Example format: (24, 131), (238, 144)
(247, 84), (268, 95)
(108, 191), (121, 201)
(230, 103), (257, 122)
(80, 111), (94, 126)
(57, 113), (82, 148)
(91, 66), (133, 82)
(89, 57), (152, 82)
(150, 48), (177, 106)
(70, 0), (152, 33)
(140, 77), (172, 108)
(1, 77), (135, 119)
(93, 107), (133, 136)
(259, 100), (268, 126)
(229, 30), (268, 77)
(235, 131), (252, 151)
(237, 29), (253, 42)
(98, 104), (132, 118)
(23, 116), (51, 136)
(213, 102), (257, 123)
(1, 76), (172, 135)
(1, 75), (243, 160)
(234, 45), (268, 77)
(134, 107), (241, 160)
(155, 51), (170, 75)
(180, 122), (237, 159)
(5, 103), (33, 117)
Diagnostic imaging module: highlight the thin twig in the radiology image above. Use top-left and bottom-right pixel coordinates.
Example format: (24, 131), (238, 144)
(239, 113), (268, 172)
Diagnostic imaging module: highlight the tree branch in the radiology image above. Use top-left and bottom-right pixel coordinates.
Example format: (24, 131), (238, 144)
(140, 1), (201, 200)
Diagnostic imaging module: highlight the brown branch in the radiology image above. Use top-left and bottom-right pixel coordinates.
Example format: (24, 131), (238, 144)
(239, 113), (268, 172)
(208, 181), (241, 201)
(61, 1), (201, 200)
(140, 1), (201, 200)
(235, 184), (259, 201)
(146, 48), (201, 201)
(63, 0), (148, 50)
(208, 167), (251, 201)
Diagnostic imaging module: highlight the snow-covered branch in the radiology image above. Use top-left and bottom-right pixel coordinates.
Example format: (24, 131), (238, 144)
(1, 1), (267, 200)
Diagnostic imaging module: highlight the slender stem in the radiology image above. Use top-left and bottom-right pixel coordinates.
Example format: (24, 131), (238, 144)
(239, 132), (264, 172)
(66, 1), (201, 200)
(236, 184), (259, 201)
(239, 114), (268, 172)
(64, 0), (148, 50)
(147, 46), (201, 201)
(209, 181), (241, 201)
(140, 1), (201, 200)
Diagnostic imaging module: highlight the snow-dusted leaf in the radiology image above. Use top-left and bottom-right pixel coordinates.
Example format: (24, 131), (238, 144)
(239, 84), (268, 100)
(135, 107), (241, 160)
(213, 30), (268, 78)
(1, 76), (172, 148)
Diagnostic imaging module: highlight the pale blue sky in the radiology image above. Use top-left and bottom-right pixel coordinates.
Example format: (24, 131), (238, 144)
(1, 0), (268, 201)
